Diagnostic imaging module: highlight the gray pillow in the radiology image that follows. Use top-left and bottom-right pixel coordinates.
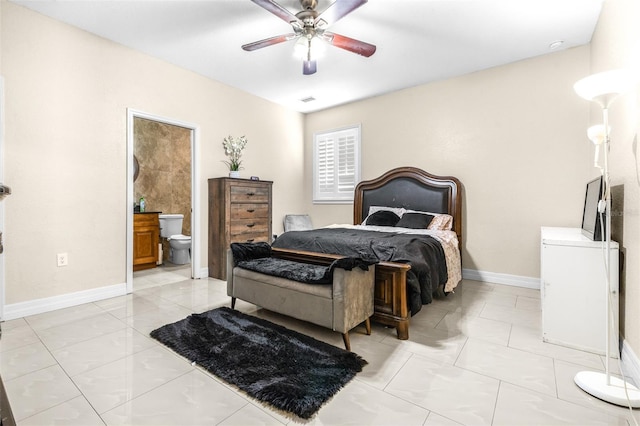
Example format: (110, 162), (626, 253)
(365, 210), (401, 226)
(395, 212), (434, 229)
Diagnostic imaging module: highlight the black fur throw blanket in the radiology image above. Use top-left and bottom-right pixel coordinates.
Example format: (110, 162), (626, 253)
(230, 242), (377, 285)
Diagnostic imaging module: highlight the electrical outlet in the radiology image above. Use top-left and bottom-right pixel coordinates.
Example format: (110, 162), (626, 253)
(57, 253), (68, 267)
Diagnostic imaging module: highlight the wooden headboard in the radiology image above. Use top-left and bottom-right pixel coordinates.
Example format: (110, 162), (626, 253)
(353, 167), (463, 247)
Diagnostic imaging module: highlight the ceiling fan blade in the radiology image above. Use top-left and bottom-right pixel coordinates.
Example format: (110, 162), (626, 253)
(322, 31), (376, 57)
(303, 60), (317, 75)
(250, 0), (302, 25)
(242, 33), (297, 51)
(315, 0), (368, 27)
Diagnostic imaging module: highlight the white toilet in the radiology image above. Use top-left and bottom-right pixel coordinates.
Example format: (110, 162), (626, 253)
(158, 214), (191, 265)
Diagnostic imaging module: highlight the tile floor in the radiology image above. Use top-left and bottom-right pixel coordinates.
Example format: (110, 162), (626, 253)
(1, 265), (639, 425)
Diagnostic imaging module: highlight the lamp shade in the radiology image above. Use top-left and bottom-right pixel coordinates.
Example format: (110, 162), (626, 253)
(574, 69), (637, 108)
(587, 124), (609, 145)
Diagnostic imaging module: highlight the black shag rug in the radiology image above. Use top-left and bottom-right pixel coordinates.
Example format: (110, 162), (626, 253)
(150, 307), (367, 419)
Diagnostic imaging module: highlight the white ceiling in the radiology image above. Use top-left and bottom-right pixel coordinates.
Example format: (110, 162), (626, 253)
(12, 0), (604, 113)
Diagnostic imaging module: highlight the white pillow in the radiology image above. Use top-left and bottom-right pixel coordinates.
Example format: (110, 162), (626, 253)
(368, 206), (405, 216)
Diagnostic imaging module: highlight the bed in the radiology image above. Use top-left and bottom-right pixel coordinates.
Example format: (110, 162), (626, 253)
(272, 167), (463, 340)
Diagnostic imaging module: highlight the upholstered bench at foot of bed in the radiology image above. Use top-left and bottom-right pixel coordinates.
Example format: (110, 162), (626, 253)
(227, 253), (375, 351)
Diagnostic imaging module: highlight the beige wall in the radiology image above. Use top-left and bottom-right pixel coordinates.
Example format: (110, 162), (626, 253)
(305, 46), (594, 279)
(589, 0), (640, 355)
(0, 1), (305, 305)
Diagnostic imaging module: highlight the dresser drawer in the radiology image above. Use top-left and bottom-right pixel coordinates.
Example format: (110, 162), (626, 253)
(230, 185), (270, 203)
(230, 218), (269, 236)
(230, 203), (269, 219)
(230, 232), (270, 244)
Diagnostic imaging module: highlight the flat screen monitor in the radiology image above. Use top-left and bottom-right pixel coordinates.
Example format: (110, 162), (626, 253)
(581, 176), (605, 241)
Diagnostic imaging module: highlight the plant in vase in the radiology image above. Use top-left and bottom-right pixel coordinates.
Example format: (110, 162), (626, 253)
(222, 135), (248, 178)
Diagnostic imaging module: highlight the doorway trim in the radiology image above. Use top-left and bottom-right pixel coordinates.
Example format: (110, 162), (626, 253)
(126, 109), (201, 293)
(0, 76), (5, 320)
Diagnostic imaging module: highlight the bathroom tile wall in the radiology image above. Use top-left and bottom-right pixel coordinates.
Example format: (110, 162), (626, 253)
(134, 117), (191, 237)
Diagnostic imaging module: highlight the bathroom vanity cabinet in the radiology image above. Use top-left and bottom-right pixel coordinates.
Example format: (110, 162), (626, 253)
(208, 177), (273, 279)
(133, 212), (160, 271)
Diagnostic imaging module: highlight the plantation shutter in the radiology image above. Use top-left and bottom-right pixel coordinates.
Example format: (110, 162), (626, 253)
(313, 125), (361, 203)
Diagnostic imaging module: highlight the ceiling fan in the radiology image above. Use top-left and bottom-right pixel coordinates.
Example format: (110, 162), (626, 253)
(242, 0), (376, 75)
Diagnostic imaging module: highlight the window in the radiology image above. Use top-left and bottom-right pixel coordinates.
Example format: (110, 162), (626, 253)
(313, 125), (361, 203)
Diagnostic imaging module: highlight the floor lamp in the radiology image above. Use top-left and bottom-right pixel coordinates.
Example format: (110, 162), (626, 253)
(573, 69), (640, 407)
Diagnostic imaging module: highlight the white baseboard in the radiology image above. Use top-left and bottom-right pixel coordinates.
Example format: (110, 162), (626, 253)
(621, 338), (640, 387)
(462, 268), (540, 289)
(3, 282), (127, 321)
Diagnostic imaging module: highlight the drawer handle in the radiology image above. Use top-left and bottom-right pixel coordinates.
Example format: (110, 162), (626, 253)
(246, 223), (255, 228)
(246, 209), (255, 213)
(247, 192), (255, 196)
(246, 238), (255, 243)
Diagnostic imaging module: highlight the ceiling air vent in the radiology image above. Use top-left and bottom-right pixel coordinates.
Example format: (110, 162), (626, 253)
(300, 96), (316, 103)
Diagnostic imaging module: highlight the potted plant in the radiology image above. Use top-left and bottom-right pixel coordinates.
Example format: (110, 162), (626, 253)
(222, 135), (248, 178)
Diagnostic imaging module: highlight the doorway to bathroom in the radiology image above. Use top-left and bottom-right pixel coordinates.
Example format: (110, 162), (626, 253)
(126, 109), (201, 294)
(0, 77), (5, 320)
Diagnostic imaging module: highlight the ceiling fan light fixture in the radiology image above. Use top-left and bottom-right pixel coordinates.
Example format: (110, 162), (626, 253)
(245, 0), (375, 75)
(293, 36), (325, 60)
(293, 37), (309, 59)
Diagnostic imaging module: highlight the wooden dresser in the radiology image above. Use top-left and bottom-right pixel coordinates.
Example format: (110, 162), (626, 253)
(208, 178), (273, 279)
(133, 212), (160, 271)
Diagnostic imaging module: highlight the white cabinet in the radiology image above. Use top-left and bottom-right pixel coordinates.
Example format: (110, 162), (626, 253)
(540, 227), (618, 355)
